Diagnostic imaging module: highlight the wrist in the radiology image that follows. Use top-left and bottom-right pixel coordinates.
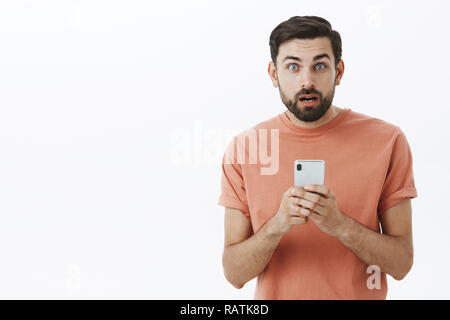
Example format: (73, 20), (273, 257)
(336, 214), (355, 244)
(266, 213), (285, 238)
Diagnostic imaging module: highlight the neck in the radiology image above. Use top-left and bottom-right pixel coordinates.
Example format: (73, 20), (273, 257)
(286, 105), (343, 129)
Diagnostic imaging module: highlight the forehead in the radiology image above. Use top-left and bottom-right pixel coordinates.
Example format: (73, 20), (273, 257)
(278, 37), (333, 63)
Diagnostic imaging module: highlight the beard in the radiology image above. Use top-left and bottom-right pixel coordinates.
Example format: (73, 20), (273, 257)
(280, 83), (336, 122)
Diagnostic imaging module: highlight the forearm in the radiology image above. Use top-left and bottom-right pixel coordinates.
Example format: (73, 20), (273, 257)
(337, 215), (413, 280)
(222, 217), (284, 289)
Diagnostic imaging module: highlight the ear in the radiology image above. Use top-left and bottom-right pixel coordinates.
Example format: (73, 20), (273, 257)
(335, 59), (344, 86)
(268, 61), (279, 88)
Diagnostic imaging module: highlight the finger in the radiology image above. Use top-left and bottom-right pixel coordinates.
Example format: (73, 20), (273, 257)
(290, 196), (326, 215)
(290, 216), (308, 224)
(290, 187), (327, 206)
(304, 184), (333, 199)
(288, 205), (307, 217)
(300, 207), (322, 222)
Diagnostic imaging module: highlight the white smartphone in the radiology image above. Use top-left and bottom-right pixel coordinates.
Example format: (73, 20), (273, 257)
(294, 160), (325, 188)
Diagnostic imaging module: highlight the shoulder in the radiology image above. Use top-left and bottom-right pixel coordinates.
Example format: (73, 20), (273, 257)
(346, 109), (401, 140)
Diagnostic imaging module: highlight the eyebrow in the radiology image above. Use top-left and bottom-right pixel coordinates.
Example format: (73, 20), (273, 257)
(282, 53), (331, 64)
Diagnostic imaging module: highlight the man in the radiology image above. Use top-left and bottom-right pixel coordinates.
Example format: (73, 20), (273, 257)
(218, 16), (418, 299)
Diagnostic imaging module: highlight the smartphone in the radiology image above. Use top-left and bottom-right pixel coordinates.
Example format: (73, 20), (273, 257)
(294, 160), (325, 188)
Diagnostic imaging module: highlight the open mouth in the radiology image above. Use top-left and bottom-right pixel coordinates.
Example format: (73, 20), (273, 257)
(299, 94), (319, 102)
(298, 94), (319, 106)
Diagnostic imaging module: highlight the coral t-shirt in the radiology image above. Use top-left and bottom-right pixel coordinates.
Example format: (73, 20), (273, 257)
(218, 108), (418, 300)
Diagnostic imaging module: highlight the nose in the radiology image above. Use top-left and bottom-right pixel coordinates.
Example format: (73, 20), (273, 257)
(299, 69), (315, 90)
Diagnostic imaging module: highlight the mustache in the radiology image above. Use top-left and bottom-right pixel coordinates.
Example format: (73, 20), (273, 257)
(296, 89), (322, 99)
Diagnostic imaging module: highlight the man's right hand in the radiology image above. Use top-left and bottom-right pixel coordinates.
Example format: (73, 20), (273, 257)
(222, 187), (308, 288)
(270, 186), (309, 235)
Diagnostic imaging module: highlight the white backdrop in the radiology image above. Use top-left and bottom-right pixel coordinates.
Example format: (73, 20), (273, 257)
(0, 0), (448, 299)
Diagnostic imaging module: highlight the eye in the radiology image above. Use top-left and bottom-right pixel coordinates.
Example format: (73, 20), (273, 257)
(315, 63), (327, 70)
(287, 64), (298, 71)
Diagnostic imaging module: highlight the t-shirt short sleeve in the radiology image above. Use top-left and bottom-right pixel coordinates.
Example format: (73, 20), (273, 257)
(217, 137), (250, 218)
(378, 127), (418, 215)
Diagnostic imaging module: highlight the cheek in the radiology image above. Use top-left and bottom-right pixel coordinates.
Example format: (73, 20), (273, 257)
(278, 77), (297, 92)
(318, 72), (334, 84)
(317, 78), (336, 95)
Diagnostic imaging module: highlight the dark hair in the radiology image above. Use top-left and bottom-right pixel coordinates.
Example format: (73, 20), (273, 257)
(269, 16), (342, 68)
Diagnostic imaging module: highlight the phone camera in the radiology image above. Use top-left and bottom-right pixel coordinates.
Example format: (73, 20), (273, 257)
(297, 163), (302, 171)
